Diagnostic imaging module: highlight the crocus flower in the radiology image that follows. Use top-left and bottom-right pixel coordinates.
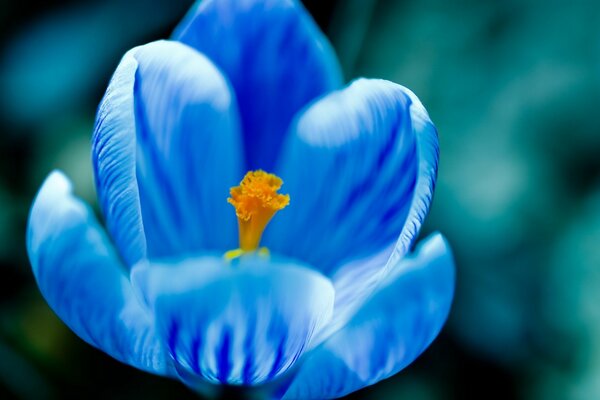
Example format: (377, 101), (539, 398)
(26, 0), (455, 399)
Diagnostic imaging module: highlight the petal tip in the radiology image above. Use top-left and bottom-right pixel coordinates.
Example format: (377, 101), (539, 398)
(39, 169), (72, 198)
(414, 232), (456, 284)
(27, 170), (79, 264)
(422, 231), (451, 255)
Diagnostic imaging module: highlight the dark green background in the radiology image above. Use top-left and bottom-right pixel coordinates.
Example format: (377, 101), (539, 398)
(1, 0), (599, 398)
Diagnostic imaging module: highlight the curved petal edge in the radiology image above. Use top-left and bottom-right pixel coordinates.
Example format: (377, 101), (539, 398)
(393, 87), (439, 262)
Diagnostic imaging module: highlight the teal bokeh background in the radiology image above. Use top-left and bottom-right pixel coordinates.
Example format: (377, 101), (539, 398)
(1, 0), (599, 398)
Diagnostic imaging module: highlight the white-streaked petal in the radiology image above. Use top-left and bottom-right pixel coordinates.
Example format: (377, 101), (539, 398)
(266, 79), (424, 275)
(131, 255), (334, 386)
(92, 40), (243, 266)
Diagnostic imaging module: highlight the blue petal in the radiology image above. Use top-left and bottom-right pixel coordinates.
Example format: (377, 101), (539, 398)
(130, 255), (334, 386)
(323, 86), (440, 336)
(26, 171), (170, 375)
(393, 87), (439, 259)
(173, 0), (343, 170)
(92, 40), (243, 265)
(266, 79), (426, 274)
(283, 233), (455, 399)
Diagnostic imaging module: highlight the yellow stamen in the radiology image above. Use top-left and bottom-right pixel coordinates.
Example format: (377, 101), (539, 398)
(226, 170), (289, 255)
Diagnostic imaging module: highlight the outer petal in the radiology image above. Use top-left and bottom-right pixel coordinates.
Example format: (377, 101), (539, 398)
(283, 233), (454, 399)
(174, 0), (343, 170)
(92, 40), (242, 265)
(131, 256), (334, 386)
(26, 171), (170, 375)
(266, 79), (423, 274)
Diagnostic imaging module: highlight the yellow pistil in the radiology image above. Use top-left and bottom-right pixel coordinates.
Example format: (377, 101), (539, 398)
(226, 170), (289, 258)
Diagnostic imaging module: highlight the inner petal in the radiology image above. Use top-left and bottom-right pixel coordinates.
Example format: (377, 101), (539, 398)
(133, 42), (243, 258)
(264, 79), (421, 275)
(92, 40), (244, 266)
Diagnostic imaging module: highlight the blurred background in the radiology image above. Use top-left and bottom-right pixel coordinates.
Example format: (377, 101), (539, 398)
(1, 0), (599, 398)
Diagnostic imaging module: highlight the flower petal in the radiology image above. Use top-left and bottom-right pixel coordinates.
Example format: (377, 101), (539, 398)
(26, 171), (170, 375)
(92, 40), (243, 265)
(131, 256), (334, 386)
(283, 233), (454, 399)
(324, 88), (440, 337)
(266, 79), (432, 274)
(173, 0), (343, 170)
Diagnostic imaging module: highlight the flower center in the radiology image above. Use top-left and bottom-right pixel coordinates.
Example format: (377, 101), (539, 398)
(225, 170), (289, 259)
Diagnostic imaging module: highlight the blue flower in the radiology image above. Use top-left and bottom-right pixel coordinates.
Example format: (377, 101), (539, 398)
(26, 0), (455, 398)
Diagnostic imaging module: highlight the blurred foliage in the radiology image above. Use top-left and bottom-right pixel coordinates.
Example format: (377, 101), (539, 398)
(1, 0), (600, 399)
(337, 0), (600, 399)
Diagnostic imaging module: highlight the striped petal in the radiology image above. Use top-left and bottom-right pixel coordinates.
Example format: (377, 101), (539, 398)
(130, 255), (334, 386)
(26, 171), (170, 375)
(324, 86), (440, 336)
(284, 233), (455, 399)
(92, 40), (243, 266)
(174, 0), (343, 170)
(265, 79), (426, 275)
